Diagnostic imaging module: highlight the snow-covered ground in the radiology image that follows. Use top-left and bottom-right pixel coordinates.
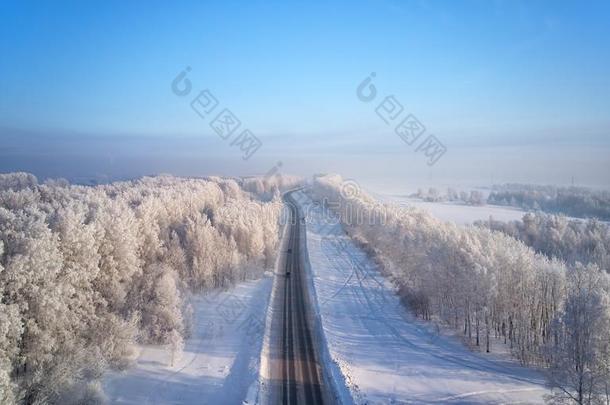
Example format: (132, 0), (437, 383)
(380, 195), (527, 226)
(293, 190), (550, 404)
(103, 274), (273, 404)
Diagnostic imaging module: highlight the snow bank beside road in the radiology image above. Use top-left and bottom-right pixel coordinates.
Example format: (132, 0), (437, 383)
(293, 190), (549, 404)
(103, 275), (272, 405)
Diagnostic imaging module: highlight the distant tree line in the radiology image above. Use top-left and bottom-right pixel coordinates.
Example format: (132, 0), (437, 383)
(488, 183), (610, 221)
(411, 187), (486, 206)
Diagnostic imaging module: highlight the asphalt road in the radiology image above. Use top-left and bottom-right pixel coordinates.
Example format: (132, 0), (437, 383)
(267, 191), (327, 404)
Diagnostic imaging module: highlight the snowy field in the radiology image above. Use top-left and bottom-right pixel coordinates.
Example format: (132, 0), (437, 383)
(103, 275), (272, 404)
(293, 190), (550, 404)
(380, 195), (527, 226)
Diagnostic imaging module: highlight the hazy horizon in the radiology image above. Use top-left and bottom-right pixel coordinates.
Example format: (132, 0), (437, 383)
(1, 126), (608, 193)
(1, 0), (609, 191)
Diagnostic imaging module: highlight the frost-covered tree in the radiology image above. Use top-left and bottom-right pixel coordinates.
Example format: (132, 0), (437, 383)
(468, 190), (485, 206)
(93, 198), (142, 314)
(546, 264), (610, 404)
(0, 240), (23, 405)
(0, 172), (37, 191)
(0, 207), (76, 403)
(168, 329), (184, 368)
(140, 264), (184, 343)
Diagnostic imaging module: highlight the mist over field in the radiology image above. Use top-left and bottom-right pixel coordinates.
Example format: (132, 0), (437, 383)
(2, 127), (609, 192)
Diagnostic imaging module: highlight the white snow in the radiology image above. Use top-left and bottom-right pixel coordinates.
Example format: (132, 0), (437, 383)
(103, 274), (273, 405)
(382, 195), (527, 226)
(292, 190), (550, 404)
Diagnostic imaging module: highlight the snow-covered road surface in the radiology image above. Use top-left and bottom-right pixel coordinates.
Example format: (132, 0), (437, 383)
(293, 190), (550, 404)
(103, 275), (272, 404)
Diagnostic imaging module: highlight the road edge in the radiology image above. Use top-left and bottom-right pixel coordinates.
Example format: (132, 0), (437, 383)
(256, 202), (291, 404)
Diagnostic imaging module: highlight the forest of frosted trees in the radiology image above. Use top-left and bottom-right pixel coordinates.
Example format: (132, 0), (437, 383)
(475, 213), (610, 272)
(313, 174), (610, 404)
(0, 172), (298, 404)
(2, 170), (609, 404)
(488, 183), (610, 220)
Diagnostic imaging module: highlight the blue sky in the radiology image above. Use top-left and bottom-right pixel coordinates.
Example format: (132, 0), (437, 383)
(0, 0), (609, 188)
